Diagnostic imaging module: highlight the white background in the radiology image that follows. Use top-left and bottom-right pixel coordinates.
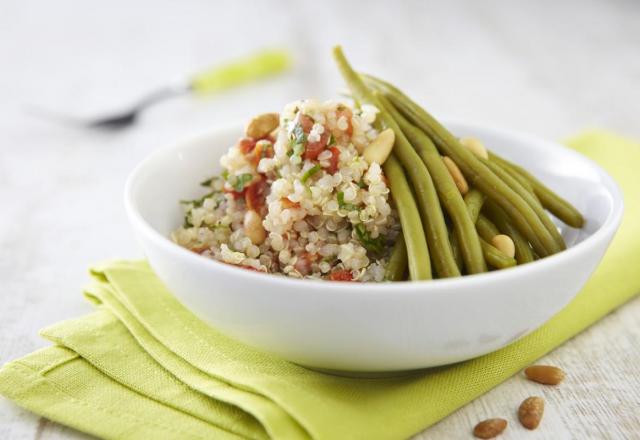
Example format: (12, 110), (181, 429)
(1, 0), (639, 438)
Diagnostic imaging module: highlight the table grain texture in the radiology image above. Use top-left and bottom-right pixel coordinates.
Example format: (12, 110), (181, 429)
(1, 0), (638, 439)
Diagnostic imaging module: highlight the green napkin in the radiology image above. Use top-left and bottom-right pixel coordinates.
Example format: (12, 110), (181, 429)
(1, 131), (639, 440)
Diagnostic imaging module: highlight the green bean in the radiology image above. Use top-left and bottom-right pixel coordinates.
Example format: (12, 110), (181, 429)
(365, 75), (561, 257)
(476, 214), (500, 242)
(383, 86), (555, 255)
(464, 189), (486, 223)
(376, 99), (460, 278)
(481, 238), (517, 269)
(482, 158), (566, 250)
(451, 232), (464, 269)
(450, 189), (486, 269)
(385, 232), (408, 281)
(382, 155), (432, 280)
(490, 153), (584, 228)
(333, 46), (458, 277)
(453, 189), (517, 270)
(483, 200), (535, 264)
(380, 94), (486, 274)
(492, 159), (538, 200)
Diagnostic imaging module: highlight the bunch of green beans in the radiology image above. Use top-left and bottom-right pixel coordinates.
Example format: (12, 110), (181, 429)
(332, 46), (584, 281)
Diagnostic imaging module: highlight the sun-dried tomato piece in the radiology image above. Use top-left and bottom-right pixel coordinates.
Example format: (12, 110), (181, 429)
(326, 146), (340, 174)
(280, 198), (301, 209)
(335, 106), (353, 136)
(245, 178), (268, 213)
(249, 141), (274, 167)
(296, 114), (329, 161)
(329, 269), (353, 281)
(298, 114), (314, 133)
(238, 137), (257, 154)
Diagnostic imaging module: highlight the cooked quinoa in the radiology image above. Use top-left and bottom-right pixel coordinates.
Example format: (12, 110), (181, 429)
(171, 99), (399, 281)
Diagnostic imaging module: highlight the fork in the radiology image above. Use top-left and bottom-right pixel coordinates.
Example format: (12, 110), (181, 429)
(34, 49), (291, 130)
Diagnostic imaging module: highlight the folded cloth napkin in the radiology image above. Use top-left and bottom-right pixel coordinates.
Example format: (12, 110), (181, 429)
(1, 131), (639, 440)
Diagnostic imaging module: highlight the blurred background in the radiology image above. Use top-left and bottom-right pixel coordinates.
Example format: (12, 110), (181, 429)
(1, 0), (639, 436)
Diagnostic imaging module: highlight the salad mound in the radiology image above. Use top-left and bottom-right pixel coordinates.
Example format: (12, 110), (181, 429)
(172, 99), (399, 281)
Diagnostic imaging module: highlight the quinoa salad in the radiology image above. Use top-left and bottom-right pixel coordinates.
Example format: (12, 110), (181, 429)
(173, 46), (585, 282)
(171, 100), (400, 282)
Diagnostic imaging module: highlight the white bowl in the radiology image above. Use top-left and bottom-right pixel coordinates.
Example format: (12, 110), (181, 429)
(125, 121), (623, 372)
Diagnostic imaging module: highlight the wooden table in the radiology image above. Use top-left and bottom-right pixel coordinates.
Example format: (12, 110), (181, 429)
(1, 1), (638, 438)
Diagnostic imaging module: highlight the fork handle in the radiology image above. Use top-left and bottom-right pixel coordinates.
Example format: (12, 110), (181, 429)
(189, 49), (291, 94)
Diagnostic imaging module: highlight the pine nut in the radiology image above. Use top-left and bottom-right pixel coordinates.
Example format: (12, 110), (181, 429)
(491, 234), (515, 258)
(363, 128), (395, 165)
(244, 210), (266, 245)
(460, 137), (489, 160)
(443, 156), (469, 194)
(245, 113), (279, 139)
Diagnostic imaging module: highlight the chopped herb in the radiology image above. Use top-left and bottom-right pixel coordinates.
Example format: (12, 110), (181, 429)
(354, 223), (385, 254)
(322, 256), (337, 264)
(180, 192), (226, 229)
(292, 142), (305, 157)
(180, 191), (225, 212)
(180, 191), (216, 208)
(287, 119), (308, 160)
(357, 179), (367, 188)
(301, 165), (321, 183)
(337, 191), (357, 211)
(221, 170), (229, 181)
(259, 141), (273, 158)
(232, 173), (254, 192)
(200, 175), (226, 188)
(206, 223), (230, 232)
(289, 122), (307, 149)
(328, 134), (337, 146)
(212, 193), (226, 209)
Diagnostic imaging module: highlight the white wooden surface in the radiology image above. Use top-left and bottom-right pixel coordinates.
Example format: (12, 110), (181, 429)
(1, 1), (639, 438)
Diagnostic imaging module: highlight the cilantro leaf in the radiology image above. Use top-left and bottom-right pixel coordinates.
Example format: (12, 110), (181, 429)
(206, 223), (230, 232)
(289, 122), (307, 149)
(301, 165), (321, 184)
(354, 223), (385, 254)
(337, 191), (357, 211)
(287, 119), (308, 160)
(232, 173), (254, 192)
(180, 191), (216, 208)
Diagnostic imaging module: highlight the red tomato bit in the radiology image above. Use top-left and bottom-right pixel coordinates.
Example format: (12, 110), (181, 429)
(329, 269), (353, 281)
(335, 106), (353, 136)
(326, 146), (340, 174)
(249, 141), (274, 167)
(245, 177), (268, 212)
(238, 137), (257, 154)
(281, 198), (301, 209)
(295, 113), (330, 161)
